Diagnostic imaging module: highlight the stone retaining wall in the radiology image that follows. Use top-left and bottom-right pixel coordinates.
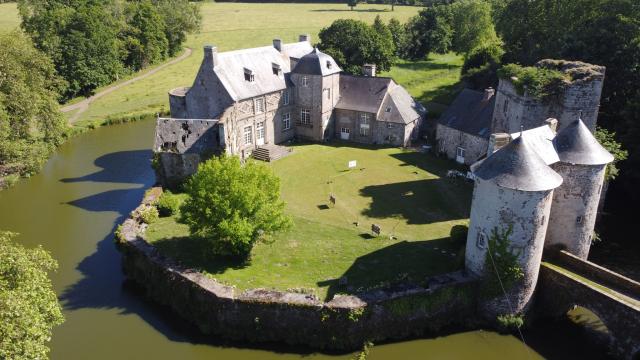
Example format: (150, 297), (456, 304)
(115, 189), (479, 350)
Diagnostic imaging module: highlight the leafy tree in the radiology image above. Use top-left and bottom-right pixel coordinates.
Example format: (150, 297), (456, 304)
(0, 31), (67, 177)
(0, 231), (64, 360)
(461, 41), (504, 90)
(595, 127), (628, 181)
(483, 225), (524, 298)
(180, 156), (292, 259)
(388, 18), (409, 58)
(405, 5), (453, 60)
(318, 19), (396, 74)
(449, 0), (500, 54)
(348, 0), (358, 11)
(122, 0), (168, 71)
(372, 15), (396, 59)
(153, 0), (202, 56)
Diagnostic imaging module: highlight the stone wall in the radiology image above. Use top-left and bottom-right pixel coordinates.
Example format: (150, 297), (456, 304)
(435, 124), (489, 165)
(116, 190), (479, 351)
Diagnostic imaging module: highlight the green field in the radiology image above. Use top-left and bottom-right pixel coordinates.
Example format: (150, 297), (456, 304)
(0, 2), (462, 125)
(145, 143), (472, 300)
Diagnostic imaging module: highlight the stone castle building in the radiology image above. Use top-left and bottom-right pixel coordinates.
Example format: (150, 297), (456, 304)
(436, 60), (605, 165)
(154, 35), (425, 186)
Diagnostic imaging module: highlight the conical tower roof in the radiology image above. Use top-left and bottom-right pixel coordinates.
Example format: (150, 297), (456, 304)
(292, 48), (341, 76)
(553, 119), (614, 165)
(474, 134), (563, 191)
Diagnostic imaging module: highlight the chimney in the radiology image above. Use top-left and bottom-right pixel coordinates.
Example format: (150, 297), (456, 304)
(483, 87), (495, 101)
(299, 34), (310, 42)
(363, 64), (376, 77)
(487, 133), (510, 157)
(544, 118), (558, 133)
(273, 38), (282, 52)
(204, 45), (218, 67)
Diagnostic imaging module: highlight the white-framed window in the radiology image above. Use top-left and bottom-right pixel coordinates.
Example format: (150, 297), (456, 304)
(243, 125), (253, 145)
(341, 127), (351, 134)
(300, 109), (311, 125)
(255, 98), (264, 113)
(272, 63), (281, 75)
(282, 113), (291, 131)
(476, 231), (487, 249)
(256, 121), (265, 141)
(360, 123), (369, 136)
(387, 122), (394, 129)
(302, 76), (309, 87)
(283, 90), (289, 105)
(359, 113), (370, 124)
(456, 147), (466, 158)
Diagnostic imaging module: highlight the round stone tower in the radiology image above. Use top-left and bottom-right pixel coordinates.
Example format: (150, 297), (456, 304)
(545, 118), (614, 259)
(465, 134), (563, 316)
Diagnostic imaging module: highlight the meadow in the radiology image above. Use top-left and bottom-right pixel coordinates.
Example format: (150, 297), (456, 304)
(0, 2), (462, 126)
(145, 143), (472, 300)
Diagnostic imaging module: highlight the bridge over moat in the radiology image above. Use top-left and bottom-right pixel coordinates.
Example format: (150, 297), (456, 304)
(536, 250), (640, 359)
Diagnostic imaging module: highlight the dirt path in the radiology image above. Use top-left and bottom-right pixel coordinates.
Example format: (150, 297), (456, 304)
(60, 47), (193, 123)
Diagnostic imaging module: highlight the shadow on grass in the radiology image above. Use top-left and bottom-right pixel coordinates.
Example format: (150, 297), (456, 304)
(395, 60), (459, 72)
(318, 228), (467, 301)
(310, 8), (388, 12)
(420, 81), (463, 109)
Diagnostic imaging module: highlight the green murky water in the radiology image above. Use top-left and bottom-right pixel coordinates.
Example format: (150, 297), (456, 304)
(0, 120), (610, 359)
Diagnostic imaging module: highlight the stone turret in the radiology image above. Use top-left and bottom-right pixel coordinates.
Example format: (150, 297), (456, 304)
(491, 60), (605, 135)
(466, 134), (563, 317)
(545, 118), (614, 259)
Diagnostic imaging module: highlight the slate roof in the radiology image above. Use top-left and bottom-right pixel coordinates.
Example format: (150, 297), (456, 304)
(474, 134), (563, 192)
(292, 48), (342, 76)
(553, 119), (614, 165)
(213, 42), (313, 101)
(438, 88), (495, 139)
(510, 125), (559, 165)
(335, 75), (392, 113)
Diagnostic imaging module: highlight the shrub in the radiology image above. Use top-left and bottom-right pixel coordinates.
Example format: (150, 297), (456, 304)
(497, 64), (569, 101)
(155, 191), (183, 217)
(497, 313), (524, 332)
(138, 205), (159, 224)
(180, 155), (292, 258)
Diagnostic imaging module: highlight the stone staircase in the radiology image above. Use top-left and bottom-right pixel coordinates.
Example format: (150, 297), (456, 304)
(252, 144), (292, 162)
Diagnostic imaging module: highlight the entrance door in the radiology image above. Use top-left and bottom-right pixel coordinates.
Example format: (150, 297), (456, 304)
(456, 147), (466, 164)
(340, 127), (350, 140)
(256, 121), (265, 146)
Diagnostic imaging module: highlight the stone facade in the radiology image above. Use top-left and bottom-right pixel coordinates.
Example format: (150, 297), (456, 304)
(436, 123), (489, 165)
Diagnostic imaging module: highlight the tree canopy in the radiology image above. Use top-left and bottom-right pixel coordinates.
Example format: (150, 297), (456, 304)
(318, 19), (396, 74)
(0, 31), (67, 178)
(405, 5), (453, 60)
(0, 231), (64, 360)
(180, 156), (292, 259)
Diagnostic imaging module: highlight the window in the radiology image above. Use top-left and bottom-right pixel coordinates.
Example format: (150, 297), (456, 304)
(360, 113), (370, 124)
(300, 109), (311, 125)
(244, 68), (255, 82)
(326, 60), (332, 69)
(243, 126), (253, 145)
(503, 100), (508, 115)
(282, 113), (291, 131)
(256, 121), (265, 141)
(255, 98), (264, 113)
(272, 63), (281, 75)
(302, 76), (309, 87)
(387, 122), (394, 129)
(576, 216), (583, 224)
(386, 106), (392, 113)
(283, 90), (289, 105)
(456, 147), (466, 158)
(360, 123), (369, 136)
(540, 216), (545, 226)
(325, 88), (331, 100)
(341, 127), (350, 134)
(476, 231), (487, 249)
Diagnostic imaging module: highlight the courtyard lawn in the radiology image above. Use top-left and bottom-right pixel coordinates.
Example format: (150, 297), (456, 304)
(145, 143), (473, 300)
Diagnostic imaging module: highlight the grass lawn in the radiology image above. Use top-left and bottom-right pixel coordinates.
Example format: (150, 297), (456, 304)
(0, 2), (461, 125)
(145, 143), (472, 300)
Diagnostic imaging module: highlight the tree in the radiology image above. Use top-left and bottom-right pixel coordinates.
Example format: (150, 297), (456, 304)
(595, 127), (628, 181)
(180, 156), (292, 258)
(449, 0), (500, 54)
(153, 0), (202, 56)
(372, 15), (396, 58)
(405, 5), (453, 60)
(0, 31), (67, 177)
(348, 0), (358, 11)
(122, 0), (168, 71)
(318, 19), (396, 74)
(388, 18), (409, 58)
(461, 40), (504, 90)
(0, 231), (64, 360)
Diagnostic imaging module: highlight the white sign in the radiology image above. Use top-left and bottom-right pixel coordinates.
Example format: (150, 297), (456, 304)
(348, 160), (357, 169)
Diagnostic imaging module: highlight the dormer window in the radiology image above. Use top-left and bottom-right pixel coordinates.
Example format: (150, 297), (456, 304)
(272, 63), (281, 75)
(386, 107), (392, 113)
(244, 68), (255, 82)
(326, 60), (332, 69)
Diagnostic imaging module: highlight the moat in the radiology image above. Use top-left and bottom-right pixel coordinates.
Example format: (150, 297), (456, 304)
(0, 119), (613, 359)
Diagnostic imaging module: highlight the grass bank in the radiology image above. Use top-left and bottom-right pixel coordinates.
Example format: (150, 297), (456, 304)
(145, 143), (472, 300)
